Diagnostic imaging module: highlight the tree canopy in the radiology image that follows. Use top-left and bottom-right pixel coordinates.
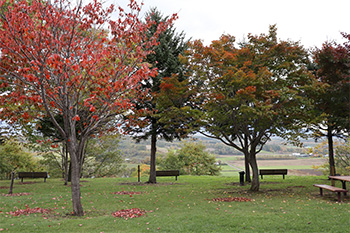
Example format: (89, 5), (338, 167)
(0, 0), (175, 215)
(311, 33), (350, 176)
(182, 25), (318, 191)
(124, 8), (189, 183)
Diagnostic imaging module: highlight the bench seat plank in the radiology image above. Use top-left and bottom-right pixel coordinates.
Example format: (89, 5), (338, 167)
(156, 170), (179, 180)
(259, 169), (287, 179)
(313, 184), (348, 202)
(18, 172), (48, 182)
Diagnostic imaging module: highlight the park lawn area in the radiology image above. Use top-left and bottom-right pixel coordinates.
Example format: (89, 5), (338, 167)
(0, 175), (349, 232)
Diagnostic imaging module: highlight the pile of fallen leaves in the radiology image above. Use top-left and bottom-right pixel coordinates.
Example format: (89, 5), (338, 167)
(211, 197), (252, 202)
(7, 207), (52, 216)
(112, 208), (146, 220)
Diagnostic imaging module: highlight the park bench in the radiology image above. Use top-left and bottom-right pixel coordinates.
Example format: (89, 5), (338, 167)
(259, 169), (288, 179)
(18, 172), (48, 183)
(156, 170), (180, 181)
(313, 184), (348, 202)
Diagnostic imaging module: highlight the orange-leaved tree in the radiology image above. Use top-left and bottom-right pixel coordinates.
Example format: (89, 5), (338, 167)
(183, 26), (318, 191)
(0, 0), (175, 216)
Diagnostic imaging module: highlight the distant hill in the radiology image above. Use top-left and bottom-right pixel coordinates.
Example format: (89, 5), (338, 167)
(119, 135), (318, 163)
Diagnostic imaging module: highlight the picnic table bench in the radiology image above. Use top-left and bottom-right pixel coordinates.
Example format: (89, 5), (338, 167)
(313, 184), (348, 202)
(259, 169), (287, 179)
(18, 172), (48, 182)
(328, 176), (350, 193)
(156, 170), (180, 181)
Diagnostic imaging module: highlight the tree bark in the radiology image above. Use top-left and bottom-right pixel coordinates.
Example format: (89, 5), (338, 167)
(8, 171), (14, 195)
(148, 132), (157, 183)
(70, 154), (83, 216)
(245, 157), (251, 182)
(64, 143), (69, 185)
(249, 152), (260, 191)
(67, 137), (84, 216)
(327, 125), (336, 185)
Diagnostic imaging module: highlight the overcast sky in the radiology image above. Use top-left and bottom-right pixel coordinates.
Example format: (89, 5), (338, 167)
(107, 0), (349, 49)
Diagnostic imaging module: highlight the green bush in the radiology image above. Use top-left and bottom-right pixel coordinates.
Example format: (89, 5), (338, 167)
(82, 134), (126, 178)
(0, 140), (39, 179)
(311, 139), (350, 175)
(157, 141), (221, 175)
(335, 140), (350, 175)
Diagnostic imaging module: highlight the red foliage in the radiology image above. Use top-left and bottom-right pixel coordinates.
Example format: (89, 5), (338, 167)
(111, 208), (146, 220)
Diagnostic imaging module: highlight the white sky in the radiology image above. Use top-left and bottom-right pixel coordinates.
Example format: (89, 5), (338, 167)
(106, 0), (349, 49)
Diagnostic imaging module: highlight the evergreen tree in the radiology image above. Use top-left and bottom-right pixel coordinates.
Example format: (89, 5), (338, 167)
(124, 8), (189, 183)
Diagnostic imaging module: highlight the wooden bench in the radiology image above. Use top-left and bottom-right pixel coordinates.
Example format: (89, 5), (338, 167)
(259, 169), (287, 179)
(156, 170), (180, 181)
(313, 184), (348, 202)
(18, 172), (48, 182)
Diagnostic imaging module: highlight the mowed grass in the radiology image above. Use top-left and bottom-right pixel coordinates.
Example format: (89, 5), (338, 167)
(0, 175), (349, 232)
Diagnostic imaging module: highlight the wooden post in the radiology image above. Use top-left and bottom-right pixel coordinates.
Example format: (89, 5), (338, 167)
(138, 165), (140, 182)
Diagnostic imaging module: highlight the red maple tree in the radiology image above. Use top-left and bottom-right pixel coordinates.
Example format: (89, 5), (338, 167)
(0, 0), (175, 216)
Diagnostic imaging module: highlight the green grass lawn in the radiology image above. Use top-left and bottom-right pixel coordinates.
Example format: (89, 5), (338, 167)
(0, 175), (349, 232)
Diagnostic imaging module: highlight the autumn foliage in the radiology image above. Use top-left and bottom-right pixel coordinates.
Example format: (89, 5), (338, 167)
(0, 0), (176, 216)
(182, 26), (317, 191)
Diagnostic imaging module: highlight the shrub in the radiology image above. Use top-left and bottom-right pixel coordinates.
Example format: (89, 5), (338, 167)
(0, 140), (39, 179)
(157, 141), (221, 176)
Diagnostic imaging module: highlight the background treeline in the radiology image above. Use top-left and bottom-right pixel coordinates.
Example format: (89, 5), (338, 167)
(119, 135), (317, 163)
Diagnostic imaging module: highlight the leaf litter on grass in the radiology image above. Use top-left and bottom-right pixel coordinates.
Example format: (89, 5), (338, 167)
(211, 197), (253, 202)
(112, 208), (146, 220)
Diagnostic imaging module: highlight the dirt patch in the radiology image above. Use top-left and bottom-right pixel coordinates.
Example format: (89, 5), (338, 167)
(2, 192), (31, 197)
(228, 158), (326, 176)
(18, 182), (38, 185)
(288, 169), (324, 176)
(118, 182), (183, 186)
(211, 197), (253, 202)
(230, 158), (326, 167)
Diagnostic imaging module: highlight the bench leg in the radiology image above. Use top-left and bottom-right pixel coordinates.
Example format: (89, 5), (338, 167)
(319, 188), (323, 196)
(283, 175), (285, 179)
(175, 176), (177, 181)
(260, 175), (263, 179)
(341, 181), (347, 196)
(21, 178), (23, 183)
(337, 192), (341, 202)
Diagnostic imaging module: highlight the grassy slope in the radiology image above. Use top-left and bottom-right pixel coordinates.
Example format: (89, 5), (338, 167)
(0, 175), (349, 232)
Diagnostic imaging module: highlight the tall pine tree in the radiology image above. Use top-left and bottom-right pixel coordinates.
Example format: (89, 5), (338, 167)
(124, 8), (189, 183)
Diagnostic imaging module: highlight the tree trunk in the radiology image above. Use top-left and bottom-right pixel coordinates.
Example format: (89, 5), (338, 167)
(67, 161), (72, 183)
(148, 132), (157, 183)
(327, 125), (336, 185)
(249, 152), (260, 192)
(8, 171), (15, 195)
(245, 157), (251, 182)
(70, 154), (83, 216)
(67, 137), (84, 216)
(64, 143), (69, 185)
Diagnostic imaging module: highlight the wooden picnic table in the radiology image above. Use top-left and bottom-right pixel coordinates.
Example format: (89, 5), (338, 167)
(328, 176), (350, 195)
